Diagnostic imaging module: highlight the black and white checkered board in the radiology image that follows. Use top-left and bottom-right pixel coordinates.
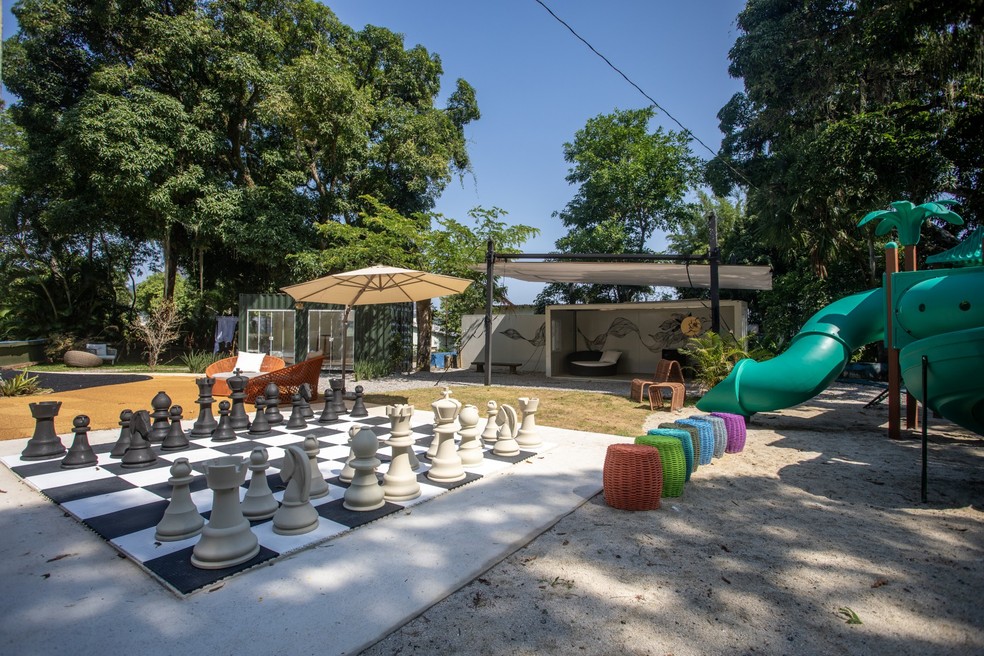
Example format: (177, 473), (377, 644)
(1, 411), (550, 596)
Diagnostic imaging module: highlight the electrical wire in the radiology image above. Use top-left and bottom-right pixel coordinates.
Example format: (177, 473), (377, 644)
(532, 0), (757, 191)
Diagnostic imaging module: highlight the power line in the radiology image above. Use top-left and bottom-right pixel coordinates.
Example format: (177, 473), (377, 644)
(532, 0), (756, 190)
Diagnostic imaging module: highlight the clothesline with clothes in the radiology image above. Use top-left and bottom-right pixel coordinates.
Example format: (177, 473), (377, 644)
(213, 315), (239, 353)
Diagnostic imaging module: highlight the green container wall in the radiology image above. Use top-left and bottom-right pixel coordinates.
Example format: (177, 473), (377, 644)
(239, 294), (413, 369)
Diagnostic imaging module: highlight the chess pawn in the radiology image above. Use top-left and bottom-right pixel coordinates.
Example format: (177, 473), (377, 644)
(211, 400), (237, 442)
(493, 404), (521, 456)
(298, 383), (315, 419)
(155, 458), (205, 541)
(61, 415), (97, 469)
(241, 448), (279, 521)
(272, 445), (319, 536)
(457, 404), (484, 467)
(480, 400), (499, 446)
(304, 435), (330, 499)
(226, 370), (251, 430)
(427, 393), (465, 483)
(318, 396), (339, 423)
(121, 410), (157, 468)
(349, 385), (369, 418)
(21, 401), (65, 460)
(148, 390), (172, 443)
(191, 456), (259, 569)
(382, 404), (420, 502)
(516, 397), (542, 448)
(343, 426), (385, 512)
(161, 405), (190, 452)
(285, 393), (307, 430)
(190, 377), (219, 438)
(110, 409), (133, 458)
(248, 397), (271, 435)
(264, 383), (283, 425)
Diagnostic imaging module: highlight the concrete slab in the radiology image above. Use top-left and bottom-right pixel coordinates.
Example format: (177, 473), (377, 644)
(0, 409), (621, 655)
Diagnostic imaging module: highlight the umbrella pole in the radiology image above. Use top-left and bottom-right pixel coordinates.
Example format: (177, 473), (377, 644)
(341, 305), (351, 393)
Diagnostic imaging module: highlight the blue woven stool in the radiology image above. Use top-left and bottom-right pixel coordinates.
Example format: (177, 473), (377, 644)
(661, 422), (700, 472)
(711, 412), (747, 453)
(677, 417), (714, 466)
(698, 415), (728, 458)
(647, 428), (694, 480)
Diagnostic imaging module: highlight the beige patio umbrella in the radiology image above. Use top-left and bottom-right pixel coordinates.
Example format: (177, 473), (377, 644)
(280, 265), (472, 391)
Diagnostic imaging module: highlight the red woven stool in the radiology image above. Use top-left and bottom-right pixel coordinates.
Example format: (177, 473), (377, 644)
(603, 443), (663, 510)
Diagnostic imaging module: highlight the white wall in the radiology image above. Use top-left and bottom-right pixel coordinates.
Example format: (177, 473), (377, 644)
(460, 314), (547, 372)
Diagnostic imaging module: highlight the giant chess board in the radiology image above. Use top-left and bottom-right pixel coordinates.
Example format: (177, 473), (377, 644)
(1, 411), (552, 596)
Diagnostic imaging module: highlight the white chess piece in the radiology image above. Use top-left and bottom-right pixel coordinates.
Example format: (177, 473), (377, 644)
(383, 404), (421, 501)
(272, 445), (320, 535)
(516, 397), (542, 448)
(493, 404), (520, 456)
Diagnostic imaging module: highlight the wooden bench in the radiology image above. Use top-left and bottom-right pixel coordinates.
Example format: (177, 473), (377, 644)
(472, 361), (522, 374)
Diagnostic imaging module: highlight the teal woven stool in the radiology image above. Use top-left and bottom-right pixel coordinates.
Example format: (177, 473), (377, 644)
(634, 435), (686, 497)
(661, 422), (700, 472)
(647, 427), (694, 480)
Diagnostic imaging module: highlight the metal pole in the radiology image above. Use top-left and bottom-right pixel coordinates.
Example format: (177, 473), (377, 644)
(484, 237), (494, 386)
(921, 355), (928, 503)
(708, 210), (721, 334)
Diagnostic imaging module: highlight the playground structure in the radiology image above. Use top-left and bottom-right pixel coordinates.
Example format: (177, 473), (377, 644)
(697, 201), (984, 438)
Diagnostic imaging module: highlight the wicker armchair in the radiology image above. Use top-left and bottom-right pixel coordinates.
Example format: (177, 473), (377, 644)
(243, 356), (324, 404)
(206, 354), (286, 397)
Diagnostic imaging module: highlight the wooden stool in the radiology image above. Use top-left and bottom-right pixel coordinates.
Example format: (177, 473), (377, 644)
(602, 444), (663, 511)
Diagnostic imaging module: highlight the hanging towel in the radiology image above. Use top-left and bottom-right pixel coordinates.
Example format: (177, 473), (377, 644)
(214, 316), (239, 353)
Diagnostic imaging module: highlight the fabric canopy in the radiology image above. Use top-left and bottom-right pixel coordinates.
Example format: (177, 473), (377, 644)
(470, 261), (772, 290)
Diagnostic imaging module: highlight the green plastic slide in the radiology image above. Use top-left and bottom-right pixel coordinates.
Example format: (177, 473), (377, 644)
(696, 289), (885, 416)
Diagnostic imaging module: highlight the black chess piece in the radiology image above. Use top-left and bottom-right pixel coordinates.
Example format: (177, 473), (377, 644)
(190, 377), (219, 438)
(248, 397), (271, 435)
(110, 409), (134, 458)
(121, 410), (158, 469)
(349, 385), (369, 418)
(298, 383), (315, 420)
(61, 415), (98, 469)
(212, 400), (237, 442)
(318, 384), (339, 423)
(226, 369), (251, 430)
(264, 383), (283, 425)
(21, 401), (65, 460)
(329, 379), (347, 415)
(148, 390), (172, 443)
(161, 405), (190, 451)
(285, 393), (307, 429)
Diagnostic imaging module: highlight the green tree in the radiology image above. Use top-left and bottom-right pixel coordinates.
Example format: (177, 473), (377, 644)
(537, 107), (700, 307)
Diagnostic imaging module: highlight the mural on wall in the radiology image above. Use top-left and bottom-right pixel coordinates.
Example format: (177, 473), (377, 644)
(577, 313), (710, 353)
(499, 323), (546, 368)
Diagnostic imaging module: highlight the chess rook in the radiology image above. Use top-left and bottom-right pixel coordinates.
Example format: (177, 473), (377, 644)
(22, 401), (65, 460)
(382, 404), (420, 501)
(191, 456), (259, 569)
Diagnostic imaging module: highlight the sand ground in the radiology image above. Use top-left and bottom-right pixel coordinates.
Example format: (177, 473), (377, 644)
(359, 383), (983, 655)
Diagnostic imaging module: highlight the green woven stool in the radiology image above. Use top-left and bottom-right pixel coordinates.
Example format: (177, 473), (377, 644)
(660, 422), (700, 472)
(634, 435), (686, 497)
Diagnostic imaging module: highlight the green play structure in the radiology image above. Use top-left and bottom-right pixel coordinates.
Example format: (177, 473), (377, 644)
(697, 201), (984, 437)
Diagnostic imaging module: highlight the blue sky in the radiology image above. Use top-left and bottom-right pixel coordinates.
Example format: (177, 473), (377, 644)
(2, 1), (748, 303)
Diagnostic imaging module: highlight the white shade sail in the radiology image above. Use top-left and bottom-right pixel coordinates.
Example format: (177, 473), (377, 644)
(471, 261), (772, 290)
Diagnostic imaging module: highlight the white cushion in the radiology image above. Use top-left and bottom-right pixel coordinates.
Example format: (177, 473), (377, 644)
(600, 350), (621, 363)
(234, 352), (266, 373)
(571, 360), (616, 368)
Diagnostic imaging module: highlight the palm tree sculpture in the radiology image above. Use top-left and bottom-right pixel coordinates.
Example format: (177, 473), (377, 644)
(857, 199), (963, 246)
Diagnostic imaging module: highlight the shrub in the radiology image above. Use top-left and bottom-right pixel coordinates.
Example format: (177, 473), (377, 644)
(180, 349), (220, 373)
(0, 370), (53, 397)
(679, 331), (773, 392)
(354, 358), (392, 381)
(43, 333), (82, 362)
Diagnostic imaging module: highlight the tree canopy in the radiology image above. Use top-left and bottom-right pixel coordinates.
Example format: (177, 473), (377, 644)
(0, 0), (482, 349)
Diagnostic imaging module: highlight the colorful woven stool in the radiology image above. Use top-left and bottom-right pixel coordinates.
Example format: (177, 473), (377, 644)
(603, 443), (663, 510)
(647, 427), (694, 480)
(693, 415), (728, 458)
(633, 435), (686, 498)
(661, 422), (700, 472)
(677, 417), (715, 466)
(711, 412), (747, 453)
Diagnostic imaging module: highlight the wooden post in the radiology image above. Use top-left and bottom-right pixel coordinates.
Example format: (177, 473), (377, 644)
(885, 243), (901, 440)
(903, 244), (919, 429)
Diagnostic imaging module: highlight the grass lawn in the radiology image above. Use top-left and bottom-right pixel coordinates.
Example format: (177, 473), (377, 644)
(364, 385), (693, 438)
(17, 362), (191, 374)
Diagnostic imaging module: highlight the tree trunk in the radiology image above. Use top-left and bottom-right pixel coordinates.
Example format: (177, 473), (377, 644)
(163, 225), (178, 301)
(415, 299), (432, 371)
